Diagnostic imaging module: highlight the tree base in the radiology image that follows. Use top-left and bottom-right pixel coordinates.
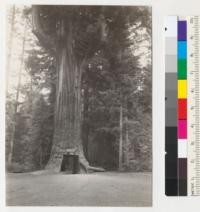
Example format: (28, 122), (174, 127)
(45, 148), (105, 173)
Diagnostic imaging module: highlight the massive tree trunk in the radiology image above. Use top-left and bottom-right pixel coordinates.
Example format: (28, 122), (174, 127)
(32, 7), (104, 173)
(43, 17), (94, 172)
(46, 20), (89, 172)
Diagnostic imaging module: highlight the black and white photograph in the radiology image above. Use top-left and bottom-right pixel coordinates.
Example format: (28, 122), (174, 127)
(5, 5), (152, 207)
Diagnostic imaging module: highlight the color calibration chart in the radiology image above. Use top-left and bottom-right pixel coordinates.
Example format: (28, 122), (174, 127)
(165, 16), (200, 196)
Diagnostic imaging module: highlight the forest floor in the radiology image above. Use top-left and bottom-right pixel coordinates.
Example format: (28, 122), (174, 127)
(6, 171), (152, 207)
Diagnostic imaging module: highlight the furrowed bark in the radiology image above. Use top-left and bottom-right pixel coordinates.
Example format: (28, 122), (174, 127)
(31, 8), (104, 173)
(45, 19), (91, 172)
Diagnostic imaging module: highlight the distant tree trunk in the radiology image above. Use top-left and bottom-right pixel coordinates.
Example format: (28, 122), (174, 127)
(39, 148), (43, 169)
(82, 86), (90, 160)
(124, 115), (129, 167)
(7, 24), (26, 166)
(119, 104), (123, 171)
(6, 5), (15, 94)
(46, 20), (89, 172)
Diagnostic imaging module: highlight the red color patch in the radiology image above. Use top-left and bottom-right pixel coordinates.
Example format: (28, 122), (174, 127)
(178, 99), (187, 120)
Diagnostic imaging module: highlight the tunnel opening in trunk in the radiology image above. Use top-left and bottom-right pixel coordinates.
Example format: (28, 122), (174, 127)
(60, 154), (80, 174)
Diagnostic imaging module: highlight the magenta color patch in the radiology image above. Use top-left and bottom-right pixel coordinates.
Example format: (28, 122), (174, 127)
(178, 120), (187, 138)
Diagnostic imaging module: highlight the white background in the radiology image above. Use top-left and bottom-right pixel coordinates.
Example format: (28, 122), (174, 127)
(1, 0), (200, 212)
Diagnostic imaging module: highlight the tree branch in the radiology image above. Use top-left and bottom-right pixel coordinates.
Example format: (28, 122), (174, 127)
(32, 5), (55, 54)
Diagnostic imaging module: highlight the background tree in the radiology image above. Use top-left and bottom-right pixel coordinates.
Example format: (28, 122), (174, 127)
(6, 5), (56, 171)
(80, 7), (151, 170)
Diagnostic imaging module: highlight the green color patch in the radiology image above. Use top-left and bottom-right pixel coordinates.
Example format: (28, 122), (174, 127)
(178, 59), (187, 79)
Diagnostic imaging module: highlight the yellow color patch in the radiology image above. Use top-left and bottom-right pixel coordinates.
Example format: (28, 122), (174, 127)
(178, 80), (187, 98)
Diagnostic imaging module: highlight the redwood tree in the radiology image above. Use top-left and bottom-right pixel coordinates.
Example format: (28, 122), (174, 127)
(31, 5), (151, 172)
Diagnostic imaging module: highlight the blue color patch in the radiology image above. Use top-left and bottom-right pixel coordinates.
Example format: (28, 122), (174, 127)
(178, 41), (187, 59)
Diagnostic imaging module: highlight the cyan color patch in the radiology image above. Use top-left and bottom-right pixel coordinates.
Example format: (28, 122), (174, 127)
(178, 41), (187, 59)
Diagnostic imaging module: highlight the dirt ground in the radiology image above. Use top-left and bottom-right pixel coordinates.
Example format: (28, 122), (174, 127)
(6, 171), (152, 207)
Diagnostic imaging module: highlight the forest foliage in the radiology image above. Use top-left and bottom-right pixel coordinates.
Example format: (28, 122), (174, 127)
(6, 5), (152, 172)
